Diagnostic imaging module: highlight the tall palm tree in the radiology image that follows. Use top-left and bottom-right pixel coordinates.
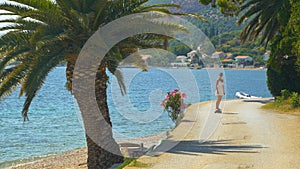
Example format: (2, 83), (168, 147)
(0, 0), (203, 168)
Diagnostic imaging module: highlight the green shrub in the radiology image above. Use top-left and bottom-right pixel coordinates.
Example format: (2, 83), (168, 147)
(273, 90), (300, 109)
(275, 96), (283, 104)
(281, 89), (291, 100)
(290, 92), (300, 108)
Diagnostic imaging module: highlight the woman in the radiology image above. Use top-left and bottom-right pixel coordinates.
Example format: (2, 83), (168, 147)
(215, 72), (225, 113)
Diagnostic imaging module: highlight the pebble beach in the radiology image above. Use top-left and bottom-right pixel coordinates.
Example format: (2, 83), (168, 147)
(7, 133), (167, 169)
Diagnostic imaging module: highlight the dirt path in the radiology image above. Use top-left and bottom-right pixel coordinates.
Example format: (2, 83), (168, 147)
(126, 99), (300, 169)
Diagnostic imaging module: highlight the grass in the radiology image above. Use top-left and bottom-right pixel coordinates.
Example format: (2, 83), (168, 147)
(118, 158), (135, 169)
(262, 100), (300, 116)
(262, 90), (300, 116)
(118, 158), (148, 169)
(128, 159), (148, 168)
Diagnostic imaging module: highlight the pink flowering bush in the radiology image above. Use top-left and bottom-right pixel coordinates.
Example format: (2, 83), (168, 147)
(160, 89), (186, 123)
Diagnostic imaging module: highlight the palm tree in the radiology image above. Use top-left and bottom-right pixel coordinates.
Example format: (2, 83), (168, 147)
(235, 0), (299, 96)
(0, 0), (203, 168)
(237, 0), (291, 46)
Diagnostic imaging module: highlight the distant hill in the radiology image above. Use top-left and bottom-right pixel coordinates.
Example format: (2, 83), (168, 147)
(148, 0), (243, 36)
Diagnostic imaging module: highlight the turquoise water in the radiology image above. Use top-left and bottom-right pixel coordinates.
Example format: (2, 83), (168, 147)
(0, 67), (271, 167)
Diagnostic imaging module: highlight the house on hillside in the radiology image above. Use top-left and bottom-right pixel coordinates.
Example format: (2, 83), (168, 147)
(221, 59), (235, 68)
(176, 55), (188, 63)
(235, 56), (253, 67)
(235, 56), (253, 62)
(226, 53), (233, 59)
(187, 50), (197, 61)
(212, 51), (226, 58)
(171, 55), (188, 67)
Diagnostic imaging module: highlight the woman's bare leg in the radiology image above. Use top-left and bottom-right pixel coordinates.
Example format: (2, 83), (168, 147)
(216, 95), (222, 110)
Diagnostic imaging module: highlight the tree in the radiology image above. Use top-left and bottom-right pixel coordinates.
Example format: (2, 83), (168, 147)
(238, 0), (299, 96)
(168, 40), (191, 56)
(238, 0), (290, 46)
(266, 0), (300, 96)
(0, 0), (199, 168)
(209, 24), (215, 37)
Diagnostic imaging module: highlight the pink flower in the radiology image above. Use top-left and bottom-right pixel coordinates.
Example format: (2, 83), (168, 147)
(181, 92), (187, 98)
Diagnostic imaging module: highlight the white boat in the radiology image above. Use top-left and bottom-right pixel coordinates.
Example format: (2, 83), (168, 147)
(235, 92), (261, 99)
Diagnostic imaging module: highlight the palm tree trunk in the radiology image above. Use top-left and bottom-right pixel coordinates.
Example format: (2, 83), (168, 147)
(67, 60), (123, 169)
(66, 59), (76, 91)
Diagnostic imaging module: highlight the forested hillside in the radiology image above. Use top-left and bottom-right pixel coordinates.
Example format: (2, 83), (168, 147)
(149, 0), (243, 36)
(211, 31), (266, 62)
(147, 0), (266, 63)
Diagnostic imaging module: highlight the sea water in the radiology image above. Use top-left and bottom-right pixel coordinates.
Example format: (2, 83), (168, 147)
(0, 67), (271, 167)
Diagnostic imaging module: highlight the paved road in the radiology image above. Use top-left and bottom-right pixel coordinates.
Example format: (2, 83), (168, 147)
(125, 99), (300, 169)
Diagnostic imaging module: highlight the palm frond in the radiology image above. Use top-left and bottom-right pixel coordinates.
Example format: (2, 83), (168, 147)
(0, 48), (30, 72)
(0, 64), (28, 99)
(238, 2), (262, 25)
(10, 0), (57, 11)
(0, 31), (31, 46)
(92, 0), (109, 29)
(240, 0), (261, 11)
(21, 89), (36, 121)
(172, 12), (207, 22)
(0, 3), (31, 14)
(0, 12), (17, 16)
(113, 69), (126, 95)
(21, 48), (65, 120)
(137, 3), (181, 11)
(238, 0), (285, 45)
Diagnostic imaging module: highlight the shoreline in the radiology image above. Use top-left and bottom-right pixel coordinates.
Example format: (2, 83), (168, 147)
(4, 132), (168, 169)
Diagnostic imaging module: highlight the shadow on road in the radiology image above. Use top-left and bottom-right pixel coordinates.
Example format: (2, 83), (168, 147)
(180, 119), (195, 123)
(152, 139), (266, 156)
(222, 112), (239, 115)
(242, 98), (274, 104)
